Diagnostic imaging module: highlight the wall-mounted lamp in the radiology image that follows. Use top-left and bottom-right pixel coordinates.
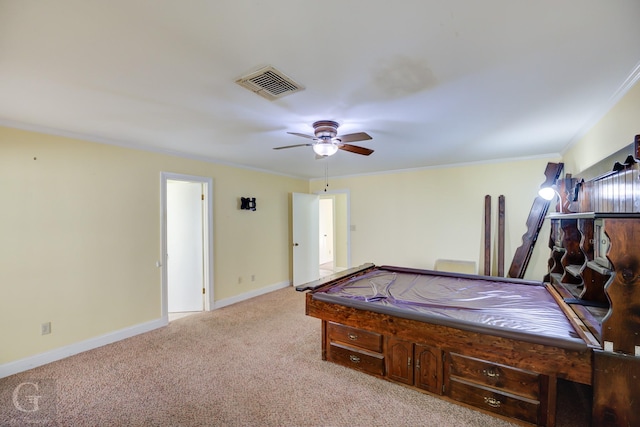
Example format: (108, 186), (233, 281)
(538, 171), (580, 213)
(240, 197), (256, 211)
(537, 163), (565, 201)
(538, 186), (558, 201)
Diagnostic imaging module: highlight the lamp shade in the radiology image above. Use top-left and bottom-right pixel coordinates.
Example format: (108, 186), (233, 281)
(538, 186), (557, 201)
(313, 141), (339, 156)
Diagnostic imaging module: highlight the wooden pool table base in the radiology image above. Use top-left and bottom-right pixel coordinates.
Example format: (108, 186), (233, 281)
(307, 291), (592, 427)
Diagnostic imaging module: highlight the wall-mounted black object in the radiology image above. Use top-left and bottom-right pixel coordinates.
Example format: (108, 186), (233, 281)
(240, 197), (256, 211)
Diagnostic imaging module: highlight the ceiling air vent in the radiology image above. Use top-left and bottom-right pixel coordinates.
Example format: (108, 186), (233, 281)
(236, 66), (304, 101)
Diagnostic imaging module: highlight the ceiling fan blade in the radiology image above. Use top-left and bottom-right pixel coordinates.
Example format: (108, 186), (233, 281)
(339, 144), (374, 156)
(337, 132), (372, 143)
(273, 143), (313, 150)
(287, 132), (316, 140)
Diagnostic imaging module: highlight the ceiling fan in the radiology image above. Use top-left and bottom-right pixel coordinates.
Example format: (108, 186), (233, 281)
(274, 120), (374, 157)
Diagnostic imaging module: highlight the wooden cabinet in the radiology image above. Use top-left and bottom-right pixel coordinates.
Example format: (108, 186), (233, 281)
(325, 322), (385, 376)
(546, 212), (640, 426)
(386, 337), (442, 394)
(322, 321), (555, 426)
(545, 213), (612, 341)
(559, 218), (585, 286)
(444, 352), (550, 425)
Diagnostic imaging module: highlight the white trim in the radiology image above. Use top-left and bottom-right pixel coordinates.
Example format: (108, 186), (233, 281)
(562, 60), (640, 155)
(0, 281), (289, 378)
(0, 118), (563, 182)
(0, 118), (301, 179)
(0, 118), (564, 182)
(213, 281), (291, 309)
(0, 318), (166, 379)
(161, 172), (215, 320)
(309, 152), (563, 181)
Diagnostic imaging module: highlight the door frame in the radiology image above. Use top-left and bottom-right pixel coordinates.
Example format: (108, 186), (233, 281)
(160, 172), (214, 321)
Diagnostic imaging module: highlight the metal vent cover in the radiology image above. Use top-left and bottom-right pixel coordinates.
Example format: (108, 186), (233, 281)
(236, 66), (304, 100)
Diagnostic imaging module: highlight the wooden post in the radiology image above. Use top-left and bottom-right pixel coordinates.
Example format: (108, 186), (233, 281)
(508, 162), (564, 279)
(498, 195), (505, 277)
(593, 350), (640, 427)
(484, 195), (491, 275)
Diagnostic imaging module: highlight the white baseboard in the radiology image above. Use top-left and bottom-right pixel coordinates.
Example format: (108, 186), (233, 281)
(0, 281), (292, 379)
(213, 280), (291, 309)
(0, 318), (167, 379)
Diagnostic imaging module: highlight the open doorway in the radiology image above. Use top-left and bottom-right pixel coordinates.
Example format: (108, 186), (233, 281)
(161, 173), (214, 322)
(318, 191), (349, 278)
(291, 190), (351, 286)
(319, 198), (334, 277)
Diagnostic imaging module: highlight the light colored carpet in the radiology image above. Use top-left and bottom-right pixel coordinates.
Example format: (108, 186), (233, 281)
(0, 287), (589, 426)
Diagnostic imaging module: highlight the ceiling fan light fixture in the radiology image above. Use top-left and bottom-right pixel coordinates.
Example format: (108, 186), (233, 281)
(313, 141), (339, 156)
(275, 120), (373, 157)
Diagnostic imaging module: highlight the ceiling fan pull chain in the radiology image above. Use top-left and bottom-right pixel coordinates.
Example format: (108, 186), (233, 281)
(325, 162), (330, 192)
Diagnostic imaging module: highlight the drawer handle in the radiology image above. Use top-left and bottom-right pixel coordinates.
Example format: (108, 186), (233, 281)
(483, 367), (500, 378)
(349, 355), (361, 364)
(347, 333), (358, 341)
(484, 397), (501, 408)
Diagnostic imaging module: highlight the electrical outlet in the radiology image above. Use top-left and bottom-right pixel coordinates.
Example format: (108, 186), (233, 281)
(41, 322), (51, 335)
(238, 276), (242, 284)
(251, 274), (255, 282)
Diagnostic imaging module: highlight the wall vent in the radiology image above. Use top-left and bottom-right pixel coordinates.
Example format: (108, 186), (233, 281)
(236, 66), (304, 101)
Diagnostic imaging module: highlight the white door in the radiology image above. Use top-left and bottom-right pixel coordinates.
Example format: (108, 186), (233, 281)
(292, 192), (319, 286)
(167, 180), (204, 312)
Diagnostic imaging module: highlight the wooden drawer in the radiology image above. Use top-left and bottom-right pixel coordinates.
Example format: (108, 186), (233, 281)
(447, 352), (540, 399)
(328, 342), (385, 376)
(447, 378), (540, 425)
(327, 322), (383, 352)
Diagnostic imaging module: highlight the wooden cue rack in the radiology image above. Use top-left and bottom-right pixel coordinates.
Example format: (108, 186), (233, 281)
(545, 135), (640, 426)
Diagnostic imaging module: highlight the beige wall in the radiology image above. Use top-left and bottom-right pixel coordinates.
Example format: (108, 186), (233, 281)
(310, 157), (561, 281)
(0, 126), (307, 364)
(2, 77), (635, 369)
(563, 81), (640, 175)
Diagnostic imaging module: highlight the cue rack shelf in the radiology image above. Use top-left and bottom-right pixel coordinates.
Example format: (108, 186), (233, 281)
(544, 135), (640, 427)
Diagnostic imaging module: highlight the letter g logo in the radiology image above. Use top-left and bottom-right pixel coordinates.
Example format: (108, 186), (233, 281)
(12, 382), (41, 413)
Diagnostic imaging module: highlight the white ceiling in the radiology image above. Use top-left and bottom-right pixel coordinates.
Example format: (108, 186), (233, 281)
(1, 1), (639, 179)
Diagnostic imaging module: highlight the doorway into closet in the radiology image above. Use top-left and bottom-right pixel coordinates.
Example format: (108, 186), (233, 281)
(161, 173), (214, 322)
(319, 191), (349, 279)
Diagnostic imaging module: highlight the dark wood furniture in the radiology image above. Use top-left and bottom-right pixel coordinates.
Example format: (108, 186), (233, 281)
(545, 142), (640, 426)
(297, 138), (640, 426)
(298, 265), (596, 427)
(545, 210), (640, 427)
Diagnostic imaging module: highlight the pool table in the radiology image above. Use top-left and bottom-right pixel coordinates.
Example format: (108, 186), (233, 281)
(296, 264), (598, 426)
